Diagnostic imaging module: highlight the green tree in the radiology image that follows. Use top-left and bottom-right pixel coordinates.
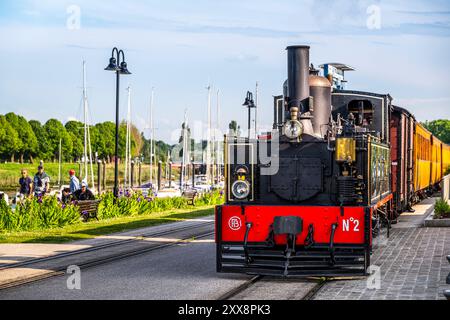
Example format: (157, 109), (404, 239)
(155, 140), (170, 163)
(4, 113), (23, 162)
(43, 119), (73, 162)
(118, 121), (137, 159)
(0, 115), (21, 161)
(88, 124), (100, 160)
(130, 125), (143, 158)
(29, 120), (52, 161)
(5, 113), (38, 163)
(20, 116), (39, 163)
(94, 121), (116, 162)
(423, 120), (450, 144)
(143, 137), (171, 163)
(65, 120), (84, 162)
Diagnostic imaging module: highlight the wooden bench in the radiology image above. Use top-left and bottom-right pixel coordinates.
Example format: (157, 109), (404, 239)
(76, 200), (101, 222)
(182, 189), (198, 206)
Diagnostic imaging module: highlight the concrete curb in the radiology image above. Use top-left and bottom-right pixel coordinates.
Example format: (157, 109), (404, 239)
(424, 211), (450, 227)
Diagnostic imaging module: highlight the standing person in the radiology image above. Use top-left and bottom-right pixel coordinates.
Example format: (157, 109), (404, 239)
(32, 165), (50, 197)
(69, 170), (80, 193)
(18, 169), (33, 198)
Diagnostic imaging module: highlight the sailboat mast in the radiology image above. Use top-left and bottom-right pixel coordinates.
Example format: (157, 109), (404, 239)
(125, 86), (132, 189)
(166, 150), (170, 181)
(255, 81), (259, 139)
(181, 110), (188, 190)
(149, 88), (154, 187)
(128, 88), (132, 187)
(58, 138), (62, 186)
(206, 85), (212, 185)
(185, 112), (190, 188)
(81, 61), (95, 190)
(83, 61), (88, 183)
(87, 108), (95, 192)
(216, 89), (220, 183)
(152, 117), (156, 187)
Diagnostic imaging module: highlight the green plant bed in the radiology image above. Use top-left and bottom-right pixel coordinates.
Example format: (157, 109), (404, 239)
(434, 199), (450, 219)
(0, 197), (80, 232)
(0, 206), (215, 244)
(0, 190), (224, 243)
(97, 190), (224, 219)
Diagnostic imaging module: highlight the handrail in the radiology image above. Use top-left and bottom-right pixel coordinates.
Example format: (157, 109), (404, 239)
(441, 174), (450, 203)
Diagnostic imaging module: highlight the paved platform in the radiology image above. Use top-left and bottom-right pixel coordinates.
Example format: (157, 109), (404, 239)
(314, 197), (450, 300)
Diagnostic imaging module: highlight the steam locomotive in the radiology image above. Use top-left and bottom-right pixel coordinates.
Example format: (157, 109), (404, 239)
(215, 45), (450, 277)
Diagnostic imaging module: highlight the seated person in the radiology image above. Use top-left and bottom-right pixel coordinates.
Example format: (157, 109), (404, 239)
(61, 187), (72, 204)
(72, 182), (95, 201)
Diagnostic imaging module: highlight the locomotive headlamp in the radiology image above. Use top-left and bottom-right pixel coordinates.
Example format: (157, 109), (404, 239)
(234, 165), (249, 175)
(283, 120), (303, 139)
(231, 180), (251, 200)
(336, 138), (356, 163)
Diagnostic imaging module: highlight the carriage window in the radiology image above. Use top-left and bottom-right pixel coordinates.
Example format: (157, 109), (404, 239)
(347, 100), (374, 126)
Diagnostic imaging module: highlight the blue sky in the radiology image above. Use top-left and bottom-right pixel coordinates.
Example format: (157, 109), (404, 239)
(0, 0), (449, 143)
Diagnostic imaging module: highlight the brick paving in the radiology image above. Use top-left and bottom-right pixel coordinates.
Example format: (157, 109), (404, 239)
(314, 226), (450, 300)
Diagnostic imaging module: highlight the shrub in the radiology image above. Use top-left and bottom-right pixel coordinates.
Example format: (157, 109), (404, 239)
(434, 199), (450, 219)
(195, 190), (224, 206)
(1, 190), (225, 233)
(97, 190), (224, 220)
(0, 199), (14, 230)
(444, 166), (450, 176)
(0, 197), (80, 232)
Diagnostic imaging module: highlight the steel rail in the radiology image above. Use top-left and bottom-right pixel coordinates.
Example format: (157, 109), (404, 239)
(216, 276), (263, 300)
(0, 228), (215, 291)
(0, 220), (214, 271)
(216, 276), (327, 301)
(300, 279), (327, 300)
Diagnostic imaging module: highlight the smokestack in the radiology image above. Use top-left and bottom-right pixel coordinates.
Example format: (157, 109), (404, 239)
(286, 45), (310, 119)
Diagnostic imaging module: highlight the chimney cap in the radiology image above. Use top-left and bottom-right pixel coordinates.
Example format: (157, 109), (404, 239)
(286, 45), (310, 50)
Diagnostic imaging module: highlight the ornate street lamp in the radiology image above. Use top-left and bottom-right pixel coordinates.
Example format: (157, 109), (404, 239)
(105, 47), (132, 198)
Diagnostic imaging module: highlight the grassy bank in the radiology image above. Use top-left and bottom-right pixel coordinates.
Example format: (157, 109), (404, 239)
(0, 206), (215, 244)
(0, 162), (178, 189)
(0, 190), (223, 244)
(1, 191), (222, 232)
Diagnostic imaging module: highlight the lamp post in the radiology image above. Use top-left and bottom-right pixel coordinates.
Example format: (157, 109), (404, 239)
(105, 47), (132, 198)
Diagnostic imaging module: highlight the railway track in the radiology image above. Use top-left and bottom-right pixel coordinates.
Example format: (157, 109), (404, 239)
(216, 276), (327, 301)
(0, 220), (214, 271)
(217, 276), (264, 300)
(301, 280), (327, 300)
(2, 219), (329, 300)
(0, 221), (215, 290)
